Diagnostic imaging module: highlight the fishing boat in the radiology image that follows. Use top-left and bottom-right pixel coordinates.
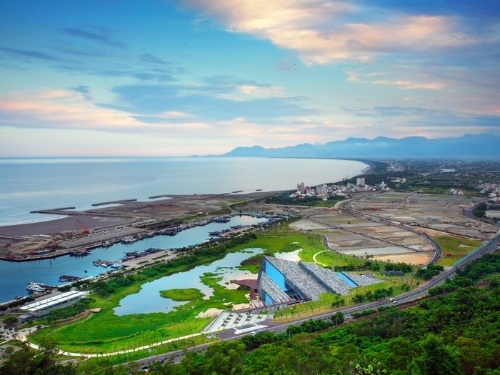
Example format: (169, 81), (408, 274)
(26, 282), (47, 293)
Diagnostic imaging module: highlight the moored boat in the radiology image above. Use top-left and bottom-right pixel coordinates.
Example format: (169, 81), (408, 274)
(27, 282), (48, 293)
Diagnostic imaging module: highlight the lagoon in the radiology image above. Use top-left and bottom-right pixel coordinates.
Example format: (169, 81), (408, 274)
(114, 248), (264, 315)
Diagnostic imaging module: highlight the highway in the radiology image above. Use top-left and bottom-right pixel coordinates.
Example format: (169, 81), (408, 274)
(135, 233), (499, 369)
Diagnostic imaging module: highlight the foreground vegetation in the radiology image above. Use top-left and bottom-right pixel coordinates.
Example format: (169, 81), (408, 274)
(22, 220), (438, 357)
(3, 253), (499, 375)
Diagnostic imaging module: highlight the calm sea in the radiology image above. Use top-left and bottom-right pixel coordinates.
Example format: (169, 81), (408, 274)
(0, 157), (367, 304)
(0, 157), (367, 226)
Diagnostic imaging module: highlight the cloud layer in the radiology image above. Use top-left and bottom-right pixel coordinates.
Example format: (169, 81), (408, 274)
(0, 0), (499, 156)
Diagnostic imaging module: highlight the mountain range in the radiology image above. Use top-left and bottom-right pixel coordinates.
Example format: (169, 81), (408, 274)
(223, 133), (500, 159)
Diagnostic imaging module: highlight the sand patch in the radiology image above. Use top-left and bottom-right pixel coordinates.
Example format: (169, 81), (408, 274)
(231, 303), (250, 310)
(373, 253), (433, 265)
(196, 308), (223, 319)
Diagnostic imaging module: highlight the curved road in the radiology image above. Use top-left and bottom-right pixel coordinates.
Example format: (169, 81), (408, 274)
(136, 234), (499, 367)
(15, 234), (498, 368)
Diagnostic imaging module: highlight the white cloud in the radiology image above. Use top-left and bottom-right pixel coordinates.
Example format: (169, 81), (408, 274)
(182, 0), (474, 65)
(372, 80), (444, 90)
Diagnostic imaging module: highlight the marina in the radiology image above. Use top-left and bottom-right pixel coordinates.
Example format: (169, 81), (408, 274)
(0, 214), (270, 303)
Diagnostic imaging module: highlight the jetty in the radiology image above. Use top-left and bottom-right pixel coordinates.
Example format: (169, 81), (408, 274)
(91, 199), (137, 207)
(30, 207), (76, 213)
(59, 275), (83, 282)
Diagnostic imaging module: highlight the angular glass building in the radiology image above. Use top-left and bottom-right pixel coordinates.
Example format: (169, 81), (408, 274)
(257, 256), (382, 306)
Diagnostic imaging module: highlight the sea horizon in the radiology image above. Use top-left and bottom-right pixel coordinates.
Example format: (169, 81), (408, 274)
(0, 156), (368, 227)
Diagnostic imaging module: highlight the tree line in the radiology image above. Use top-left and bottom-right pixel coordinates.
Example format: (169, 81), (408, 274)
(3, 253), (498, 374)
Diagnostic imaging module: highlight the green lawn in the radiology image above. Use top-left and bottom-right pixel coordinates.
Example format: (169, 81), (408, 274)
(433, 235), (483, 266)
(160, 288), (204, 301)
(28, 224), (413, 358)
(31, 226), (330, 355)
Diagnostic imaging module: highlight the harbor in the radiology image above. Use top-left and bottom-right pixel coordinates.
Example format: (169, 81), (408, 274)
(0, 214), (272, 303)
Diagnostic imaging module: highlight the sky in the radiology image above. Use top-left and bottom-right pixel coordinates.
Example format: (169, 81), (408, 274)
(1, 0), (499, 157)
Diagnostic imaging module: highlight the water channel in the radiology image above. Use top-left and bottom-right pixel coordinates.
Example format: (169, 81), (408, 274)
(0, 215), (268, 304)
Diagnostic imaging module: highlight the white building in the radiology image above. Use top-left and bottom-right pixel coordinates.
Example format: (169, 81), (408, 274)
(485, 211), (500, 219)
(20, 291), (88, 317)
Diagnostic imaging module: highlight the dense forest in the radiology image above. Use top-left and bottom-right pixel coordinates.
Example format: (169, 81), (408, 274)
(2, 254), (499, 375)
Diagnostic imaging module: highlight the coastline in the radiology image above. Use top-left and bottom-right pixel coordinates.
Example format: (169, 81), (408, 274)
(0, 160), (372, 262)
(0, 192), (276, 262)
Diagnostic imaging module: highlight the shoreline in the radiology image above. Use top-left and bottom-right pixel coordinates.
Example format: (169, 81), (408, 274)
(0, 192), (277, 262)
(0, 163), (372, 262)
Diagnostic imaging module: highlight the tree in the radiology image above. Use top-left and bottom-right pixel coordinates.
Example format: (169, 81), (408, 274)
(331, 312), (345, 326)
(332, 295), (346, 308)
(3, 316), (18, 328)
(408, 334), (463, 375)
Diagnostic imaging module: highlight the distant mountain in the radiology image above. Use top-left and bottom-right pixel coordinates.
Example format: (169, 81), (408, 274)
(224, 134), (500, 159)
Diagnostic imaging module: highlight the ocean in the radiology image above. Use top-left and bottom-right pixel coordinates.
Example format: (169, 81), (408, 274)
(0, 157), (367, 226)
(0, 157), (368, 304)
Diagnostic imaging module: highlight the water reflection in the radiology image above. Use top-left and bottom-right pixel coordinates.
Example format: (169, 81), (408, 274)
(114, 248), (263, 315)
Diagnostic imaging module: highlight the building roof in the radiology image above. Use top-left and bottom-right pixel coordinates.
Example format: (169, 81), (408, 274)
(20, 291), (87, 314)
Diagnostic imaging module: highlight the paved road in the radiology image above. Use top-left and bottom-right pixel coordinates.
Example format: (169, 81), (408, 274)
(16, 231), (497, 368)
(135, 233), (499, 367)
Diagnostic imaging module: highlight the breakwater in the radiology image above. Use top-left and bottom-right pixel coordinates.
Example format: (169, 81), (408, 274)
(30, 207), (76, 213)
(91, 199), (137, 206)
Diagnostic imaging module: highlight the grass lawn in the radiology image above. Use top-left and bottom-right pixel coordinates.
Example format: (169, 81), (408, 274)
(30, 225), (329, 355)
(433, 235), (483, 266)
(28, 222), (419, 358)
(160, 288), (204, 301)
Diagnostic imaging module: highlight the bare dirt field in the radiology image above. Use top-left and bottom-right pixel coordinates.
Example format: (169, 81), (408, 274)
(290, 191), (498, 265)
(0, 192), (274, 260)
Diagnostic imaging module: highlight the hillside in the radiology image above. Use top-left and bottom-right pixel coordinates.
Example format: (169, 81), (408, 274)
(224, 133), (500, 159)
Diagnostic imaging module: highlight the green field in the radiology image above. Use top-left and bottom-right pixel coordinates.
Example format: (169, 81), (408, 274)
(29, 227), (343, 356)
(28, 224), (412, 360)
(433, 235), (483, 266)
(160, 288), (204, 301)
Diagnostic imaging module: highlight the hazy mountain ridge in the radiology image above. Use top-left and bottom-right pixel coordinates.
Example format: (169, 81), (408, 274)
(224, 133), (500, 158)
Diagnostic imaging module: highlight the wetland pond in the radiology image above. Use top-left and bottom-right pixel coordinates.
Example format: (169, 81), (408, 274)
(114, 248), (264, 315)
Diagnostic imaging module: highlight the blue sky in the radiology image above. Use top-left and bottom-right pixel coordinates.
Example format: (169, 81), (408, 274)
(1, 0), (499, 156)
